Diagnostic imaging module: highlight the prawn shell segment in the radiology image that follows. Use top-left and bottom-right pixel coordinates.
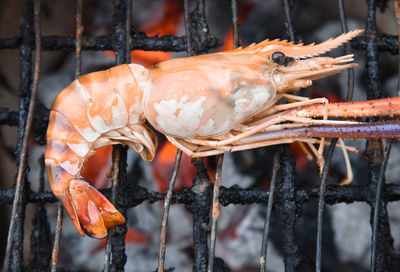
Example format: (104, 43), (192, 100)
(78, 65), (135, 133)
(45, 63), (154, 238)
(145, 54), (277, 138)
(45, 110), (89, 179)
(50, 79), (100, 143)
(49, 64), (155, 161)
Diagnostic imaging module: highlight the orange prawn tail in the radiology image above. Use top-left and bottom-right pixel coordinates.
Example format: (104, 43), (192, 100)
(45, 64), (157, 239)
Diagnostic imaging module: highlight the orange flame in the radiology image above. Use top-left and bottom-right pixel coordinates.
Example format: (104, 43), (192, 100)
(81, 145), (113, 188)
(220, 3), (255, 51)
(106, 0), (183, 67)
(153, 142), (197, 194)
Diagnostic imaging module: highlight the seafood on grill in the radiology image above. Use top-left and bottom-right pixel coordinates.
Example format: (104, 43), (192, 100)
(45, 29), (400, 239)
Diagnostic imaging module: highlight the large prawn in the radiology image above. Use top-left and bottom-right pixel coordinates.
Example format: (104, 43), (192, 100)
(45, 29), (400, 239)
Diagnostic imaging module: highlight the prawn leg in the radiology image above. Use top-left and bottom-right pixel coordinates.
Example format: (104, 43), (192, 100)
(173, 136), (324, 157)
(259, 95), (329, 170)
(185, 97), (400, 148)
(251, 95), (326, 121)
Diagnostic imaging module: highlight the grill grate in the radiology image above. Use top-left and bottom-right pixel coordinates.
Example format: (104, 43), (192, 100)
(0, 0), (400, 271)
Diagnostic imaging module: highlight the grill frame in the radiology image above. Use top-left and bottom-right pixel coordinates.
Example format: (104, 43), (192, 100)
(0, 0), (400, 271)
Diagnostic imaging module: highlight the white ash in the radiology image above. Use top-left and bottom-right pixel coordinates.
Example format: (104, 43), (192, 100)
(328, 202), (372, 268)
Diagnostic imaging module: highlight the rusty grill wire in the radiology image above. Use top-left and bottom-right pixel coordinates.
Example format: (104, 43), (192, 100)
(0, 0), (400, 271)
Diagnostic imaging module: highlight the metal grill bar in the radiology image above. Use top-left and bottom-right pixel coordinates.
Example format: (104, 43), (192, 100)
(50, 202), (62, 272)
(260, 150), (280, 272)
(0, 35), (220, 52)
(371, 140), (393, 271)
(277, 146), (301, 271)
(338, 0), (355, 102)
(3, 0), (41, 270)
(1, 183), (400, 205)
(364, 1), (395, 271)
(281, 0), (295, 41)
(188, 158), (212, 271)
(366, 0), (381, 101)
(28, 156), (52, 271)
(74, 0), (83, 79)
(51, 1), (84, 270)
(157, 149), (182, 271)
(0, 32), (396, 52)
(155, 0), (193, 269)
(207, 0), (242, 268)
(396, 0), (400, 96)
(183, 0), (192, 56)
(208, 154), (224, 272)
(230, 0), (239, 49)
(315, 2), (356, 270)
(103, 1), (132, 270)
(276, 2), (302, 271)
(316, 139), (338, 272)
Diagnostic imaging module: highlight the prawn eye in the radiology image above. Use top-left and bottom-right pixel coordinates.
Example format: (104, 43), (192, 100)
(271, 51), (286, 65)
